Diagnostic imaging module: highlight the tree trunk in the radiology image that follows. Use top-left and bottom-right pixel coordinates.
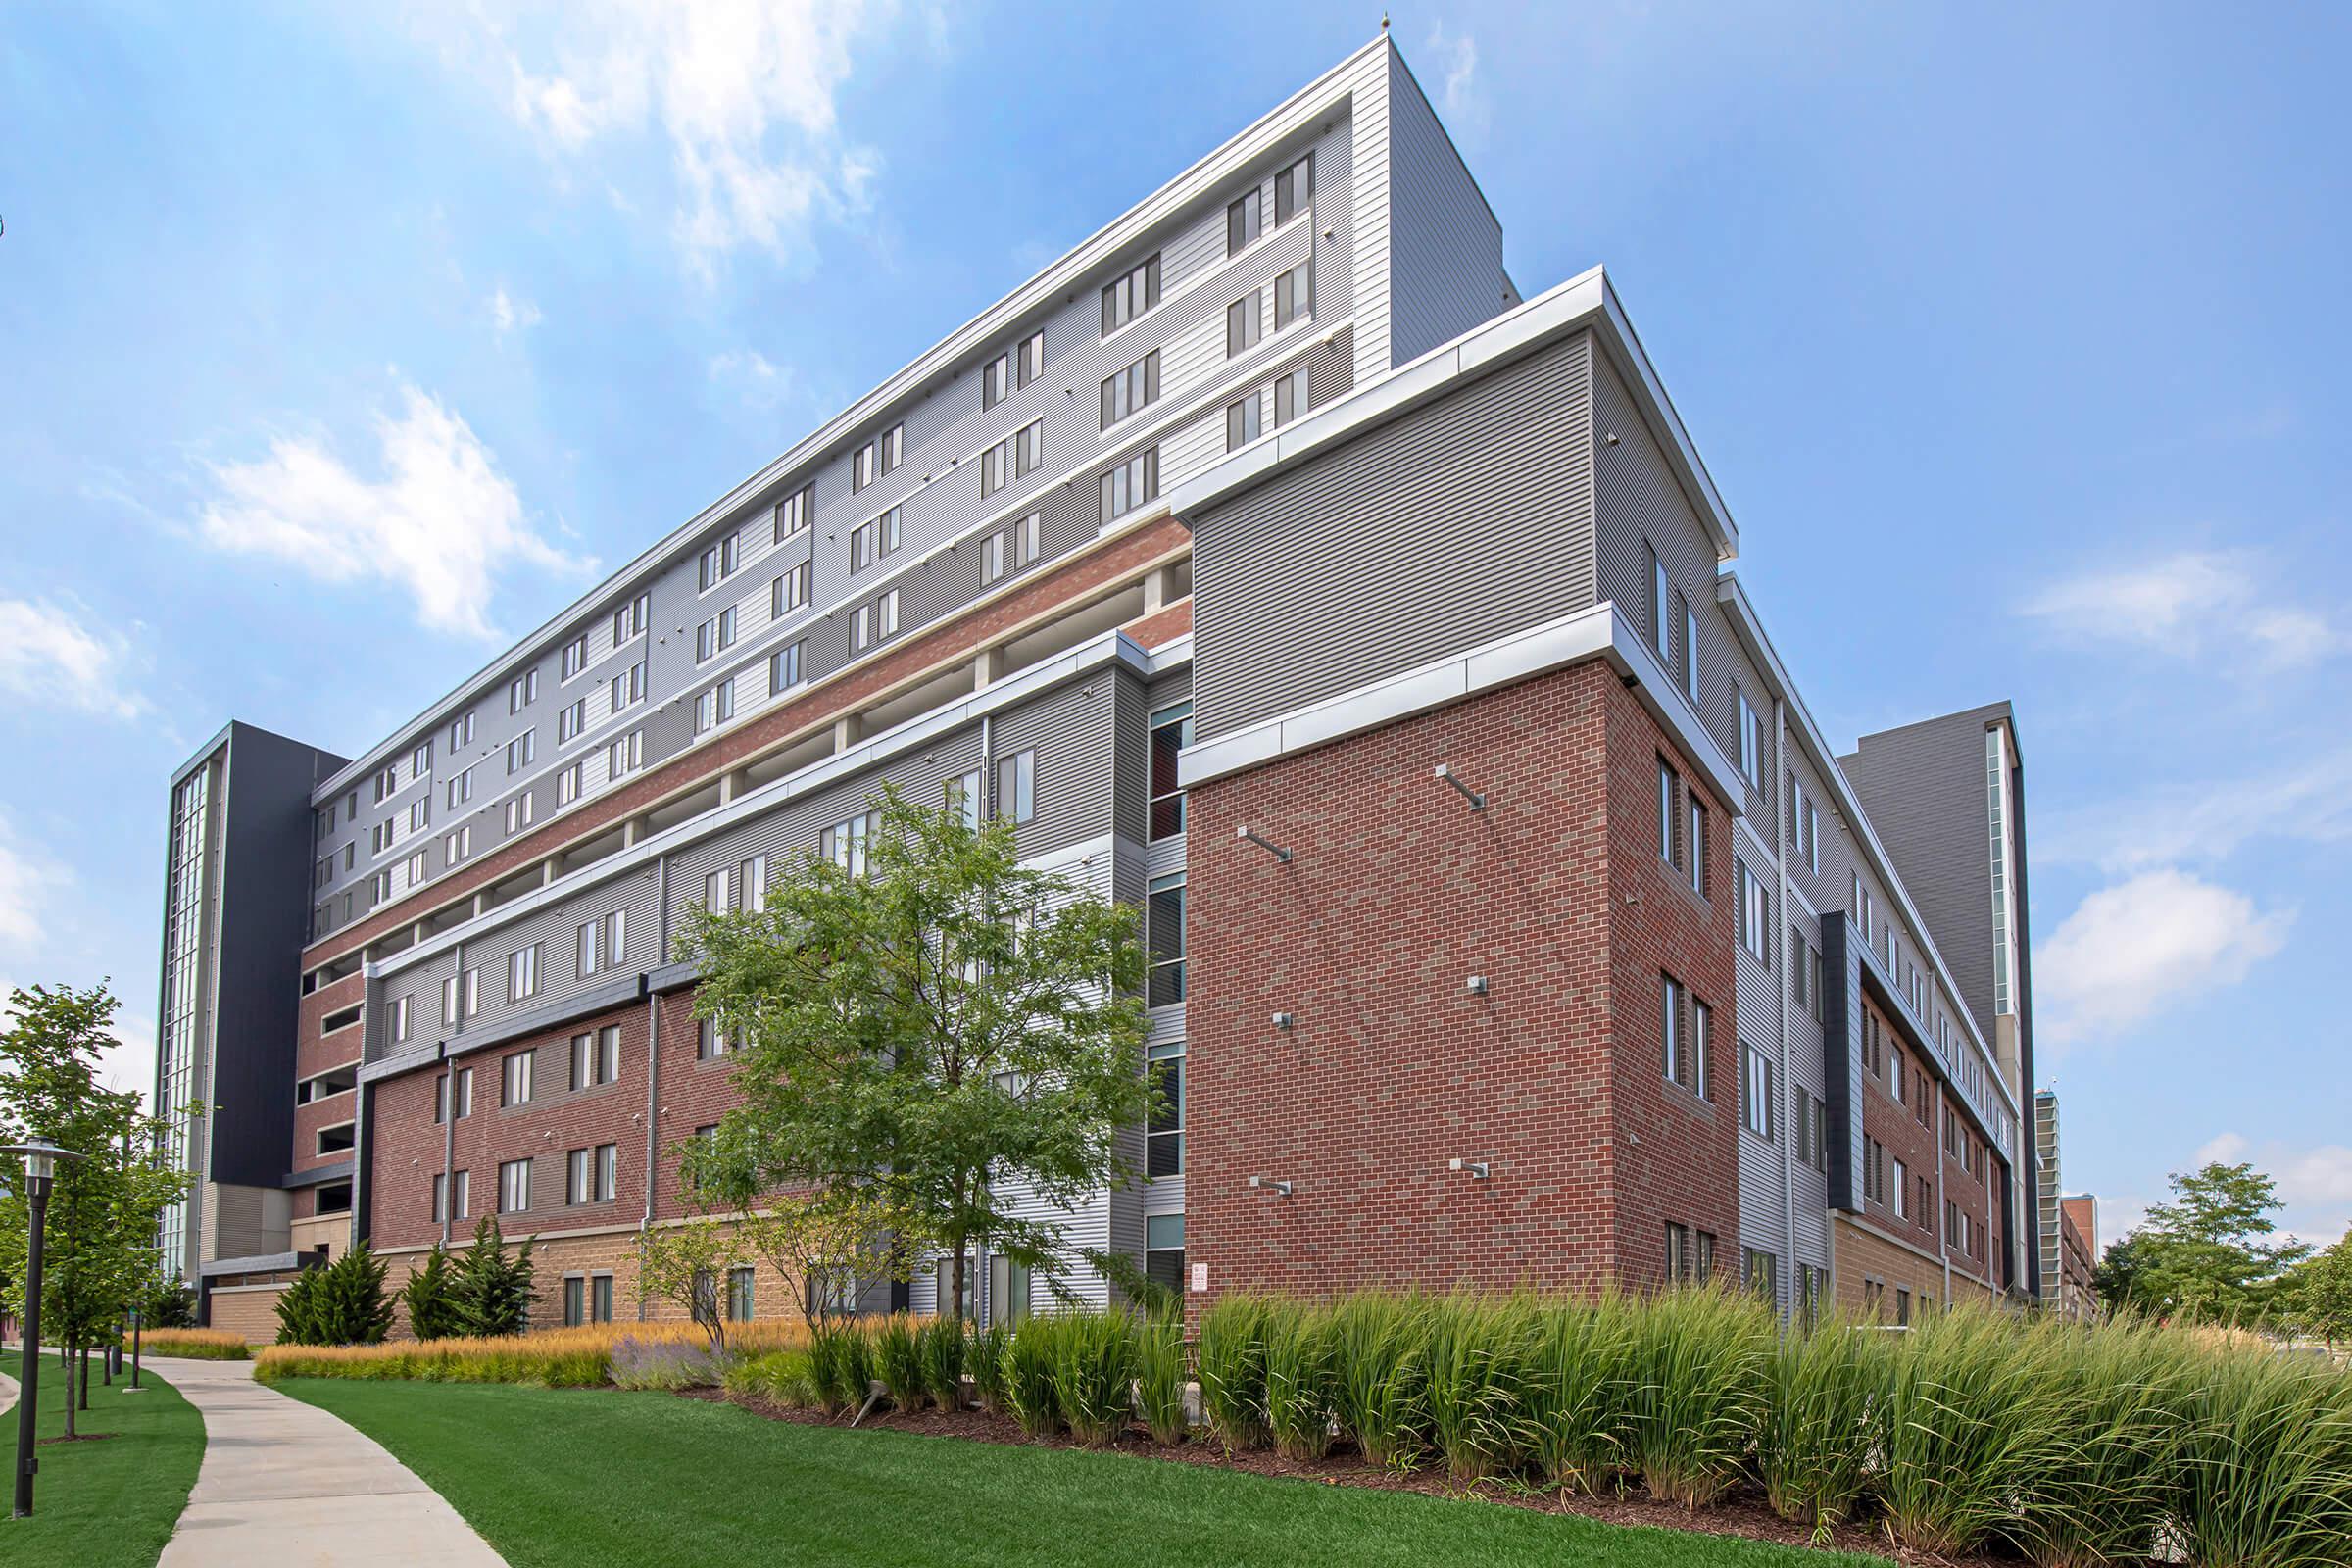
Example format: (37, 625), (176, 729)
(952, 1246), (966, 1324)
(61, 1342), (77, 1439)
(79, 1343), (91, 1410)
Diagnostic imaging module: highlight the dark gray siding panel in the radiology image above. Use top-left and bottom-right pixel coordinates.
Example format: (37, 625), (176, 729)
(1190, 330), (1597, 741)
(996, 680), (1117, 861)
(1385, 45), (1513, 366)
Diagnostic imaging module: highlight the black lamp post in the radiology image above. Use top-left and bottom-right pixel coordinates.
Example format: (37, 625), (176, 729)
(6, 1140), (87, 1520)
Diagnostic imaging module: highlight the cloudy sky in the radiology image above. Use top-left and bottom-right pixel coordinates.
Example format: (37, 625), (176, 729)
(3, 2), (2346, 1249)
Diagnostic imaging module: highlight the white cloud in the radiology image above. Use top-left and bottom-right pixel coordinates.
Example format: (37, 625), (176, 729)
(0, 815), (66, 950)
(708, 348), (794, 413)
(2019, 549), (2339, 671)
(2034, 868), (2292, 1046)
(194, 383), (592, 641)
(0, 595), (149, 719)
(489, 286), (543, 337)
(412, 1), (892, 278)
(2160, 1133), (2352, 1247)
(1423, 23), (1489, 142)
(2040, 750), (2352, 873)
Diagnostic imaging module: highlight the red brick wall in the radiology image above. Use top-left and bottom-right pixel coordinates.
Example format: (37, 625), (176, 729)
(1860, 996), (1940, 1254)
(369, 1066), (447, 1250)
(649, 988), (747, 1222)
(1602, 675), (1740, 1287)
(1185, 662), (1739, 1308)
(298, 972), (367, 1078)
(291, 1094), (359, 1176)
(307, 516), (1193, 970)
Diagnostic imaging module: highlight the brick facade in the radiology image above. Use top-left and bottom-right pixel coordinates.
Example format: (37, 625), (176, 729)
(1185, 661), (1739, 1309)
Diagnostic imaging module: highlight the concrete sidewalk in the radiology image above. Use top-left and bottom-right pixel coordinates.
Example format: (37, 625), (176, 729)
(156, 1356), (506, 1567)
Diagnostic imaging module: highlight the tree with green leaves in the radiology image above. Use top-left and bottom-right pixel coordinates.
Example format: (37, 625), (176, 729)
(272, 1244), (395, 1345)
(398, 1241), (465, 1341)
(0, 982), (190, 1436)
(680, 783), (1153, 1322)
(2278, 1225), (2352, 1349)
(2102, 1161), (2312, 1324)
(634, 1217), (748, 1350)
(448, 1215), (538, 1338)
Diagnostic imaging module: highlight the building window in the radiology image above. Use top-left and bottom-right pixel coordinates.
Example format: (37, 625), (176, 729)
(1227, 186), (1261, 255)
(509, 670), (538, 711)
(432, 1172), (448, 1225)
(612, 591), (651, 645)
(563, 1024), (619, 1090)
(503, 793), (534, 836)
(724, 1265), (757, 1322)
(1226, 293), (1261, 357)
(1145, 1213), (1185, 1298)
(1098, 443), (1161, 522)
(559, 761), (583, 805)
(1148, 873), (1186, 1006)
(770, 641), (804, 694)
(773, 484), (814, 543)
(450, 710), (476, 750)
(434, 1073), (452, 1123)
(507, 944), (540, 1002)
(1016, 329), (1043, 388)
(498, 1158), (530, 1215)
(1743, 1248), (1779, 1303)
(563, 1275), (584, 1326)
(1271, 367), (1307, 429)
(1101, 253), (1160, 335)
(1737, 858), (1769, 963)
(1149, 701), (1192, 839)
(980, 350), (1009, 411)
(852, 425), (904, 492)
(947, 770), (982, 831)
(413, 741), (432, 777)
(447, 765), (475, 808)
(699, 532), (740, 591)
(577, 909), (625, 977)
(979, 424), (1041, 499)
(567, 1143), (617, 1205)
(561, 630), (589, 679)
(851, 507), (902, 569)
(611, 660), (647, 712)
(1650, 544), (1670, 662)
(820, 810), (879, 874)
(1272, 261), (1312, 330)
(1226, 393), (1262, 451)
(695, 678), (736, 734)
(1741, 1042), (1774, 1140)
(1666, 1221), (1692, 1283)
(1683, 600), (1700, 704)
(1100, 350), (1160, 429)
(1275, 150), (1313, 222)
(1688, 796), (1707, 897)
(772, 561), (811, 618)
(697, 1017), (736, 1060)
(994, 748), (1035, 825)
(506, 729), (535, 774)
(1738, 689), (1765, 792)
(608, 729), (644, 780)
(741, 853), (769, 914)
(1657, 758), (1678, 866)
(1148, 1039), (1184, 1176)
(558, 699), (585, 743)
(502, 1049), (534, 1107)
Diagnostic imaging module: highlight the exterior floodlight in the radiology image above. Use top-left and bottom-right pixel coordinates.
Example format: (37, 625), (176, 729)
(1237, 824), (1292, 862)
(1448, 1157), (1492, 1180)
(1272, 1011), (1295, 1031)
(1466, 975), (1489, 996)
(1434, 763), (1486, 810)
(1248, 1175), (1293, 1198)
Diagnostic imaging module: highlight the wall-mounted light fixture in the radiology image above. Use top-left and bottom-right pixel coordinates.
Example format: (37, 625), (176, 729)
(1248, 1175), (1293, 1198)
(1237, 824), (1292, 862)
(1466, 975), (1489, 996)
(1272, 1011), (1295, 1031)
(1433, 763), (1485, 810)
(1447, 1157), (1492, 1180)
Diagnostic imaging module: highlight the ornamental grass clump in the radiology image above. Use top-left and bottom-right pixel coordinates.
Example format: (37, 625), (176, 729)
(1876, 1305), (2071, 1555)
(1331, 1290), (1428, 1471)
(1135, 1312), (1191, 1446)
(2002, 1319), (2190, 1568)
(875, 1312), (927, 1409)
(2166, 1344), (2352, 1568)
(1262, 1300), (1339, 1461)
(808, 1320), (876, 1415)
(918, 1314), (967, 1410)
(129, 1327), (252, 1360)
(1421, 1295), (1533, 1484)
(1522, 1293), (1636, 1496)
(611, 1334), (726, 1391)
(1197, 1296), (1276, 1451)
(1004, 1315), (1063, 1438)
(968, 1320), (1010, 1414)
(1756, 1310), (1889, 1537)
(1052, 1310), (1140, 1446)
(1619, 1284), (1772, 1508)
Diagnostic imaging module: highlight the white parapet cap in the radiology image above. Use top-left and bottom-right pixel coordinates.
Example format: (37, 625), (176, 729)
(1164, 263), (1738, 564)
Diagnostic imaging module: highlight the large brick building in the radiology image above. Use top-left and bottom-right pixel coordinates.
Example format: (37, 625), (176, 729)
(158, 35), (2040, 1335)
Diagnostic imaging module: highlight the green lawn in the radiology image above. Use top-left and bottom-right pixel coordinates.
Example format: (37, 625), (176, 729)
(281, 1378), (1881, 1568)
(1, 1348), (206, 1566)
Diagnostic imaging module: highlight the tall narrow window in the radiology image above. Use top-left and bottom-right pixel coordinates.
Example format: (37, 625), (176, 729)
(1683, 601), (1700, 704)
(1272, 262), (1311, 330)
(772, 560), (811, 617)
(994, 749), (1035, 825)
(1226, 187), (1262, 255)
(1657, 759), (1678, 866)
(770, 641), (804, 693)
(1662, 974), (1684, 1088)
(1741, 1042), (1774, 1139)
(498, 1158), (530, 1215)
(1688, 796), (1707, 896)
(1149, 702), (1192, 839)
(1148, 1040), (1185, 1175)
(1274, 151), (1313, 223)
(1147, 874), (1186, 1006)
(773, 484), (813, 542)
(1271, 368), (1307, 428)
(1650, 544), (1670, 661)
(1226, 393), (1262, 452)
(1101, 254), (1160, 335)
(1226, 294), (1261, 357)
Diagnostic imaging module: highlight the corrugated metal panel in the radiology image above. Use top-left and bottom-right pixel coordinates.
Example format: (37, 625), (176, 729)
(994, 679), (1117, 862)
(1385, 45), (1512, 366)
(1190, 330), (1596, 741)
(1348, 42), (1393, 381)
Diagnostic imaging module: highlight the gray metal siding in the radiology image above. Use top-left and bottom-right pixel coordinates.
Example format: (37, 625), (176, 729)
(1385, 44), (1514, 367)
(1190, 329), (1597, 741)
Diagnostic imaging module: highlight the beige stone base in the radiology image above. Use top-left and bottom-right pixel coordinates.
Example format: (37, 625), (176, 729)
(1832, 1214), (2001, 1321)
(208, 1280), (295, 1345)
(377, 1219), (806, 1336)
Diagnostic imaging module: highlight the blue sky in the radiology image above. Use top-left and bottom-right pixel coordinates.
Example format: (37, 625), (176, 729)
(3, 2), (2346, 1250)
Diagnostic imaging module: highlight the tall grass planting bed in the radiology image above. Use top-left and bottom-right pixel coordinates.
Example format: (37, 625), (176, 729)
(127, 1326), (254, 1359)
(721, 1292), (2352, 1568)
(255, 1318), (809, 1388)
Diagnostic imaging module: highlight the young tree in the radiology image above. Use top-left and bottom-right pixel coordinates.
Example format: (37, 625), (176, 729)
(2280, 1225), (2352, 1349)
(2113, 1161), (2312, 1323)
(311, 1243), (396, 1345)
(681, 783), (1152, 1322)
(0, 983), (191, 1435)
(634, 1218), (748, 1350)
(732, 1188), (918, 1333)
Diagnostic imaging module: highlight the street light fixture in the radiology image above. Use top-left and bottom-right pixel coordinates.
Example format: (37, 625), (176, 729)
(5, 1140), (89, 1520)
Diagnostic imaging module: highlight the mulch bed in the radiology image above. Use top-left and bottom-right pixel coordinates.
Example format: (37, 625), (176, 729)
(687, 1388), (2053, 1568)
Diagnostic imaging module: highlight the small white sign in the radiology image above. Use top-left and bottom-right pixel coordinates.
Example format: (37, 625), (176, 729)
(1190, 1262), (1207, 1293)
